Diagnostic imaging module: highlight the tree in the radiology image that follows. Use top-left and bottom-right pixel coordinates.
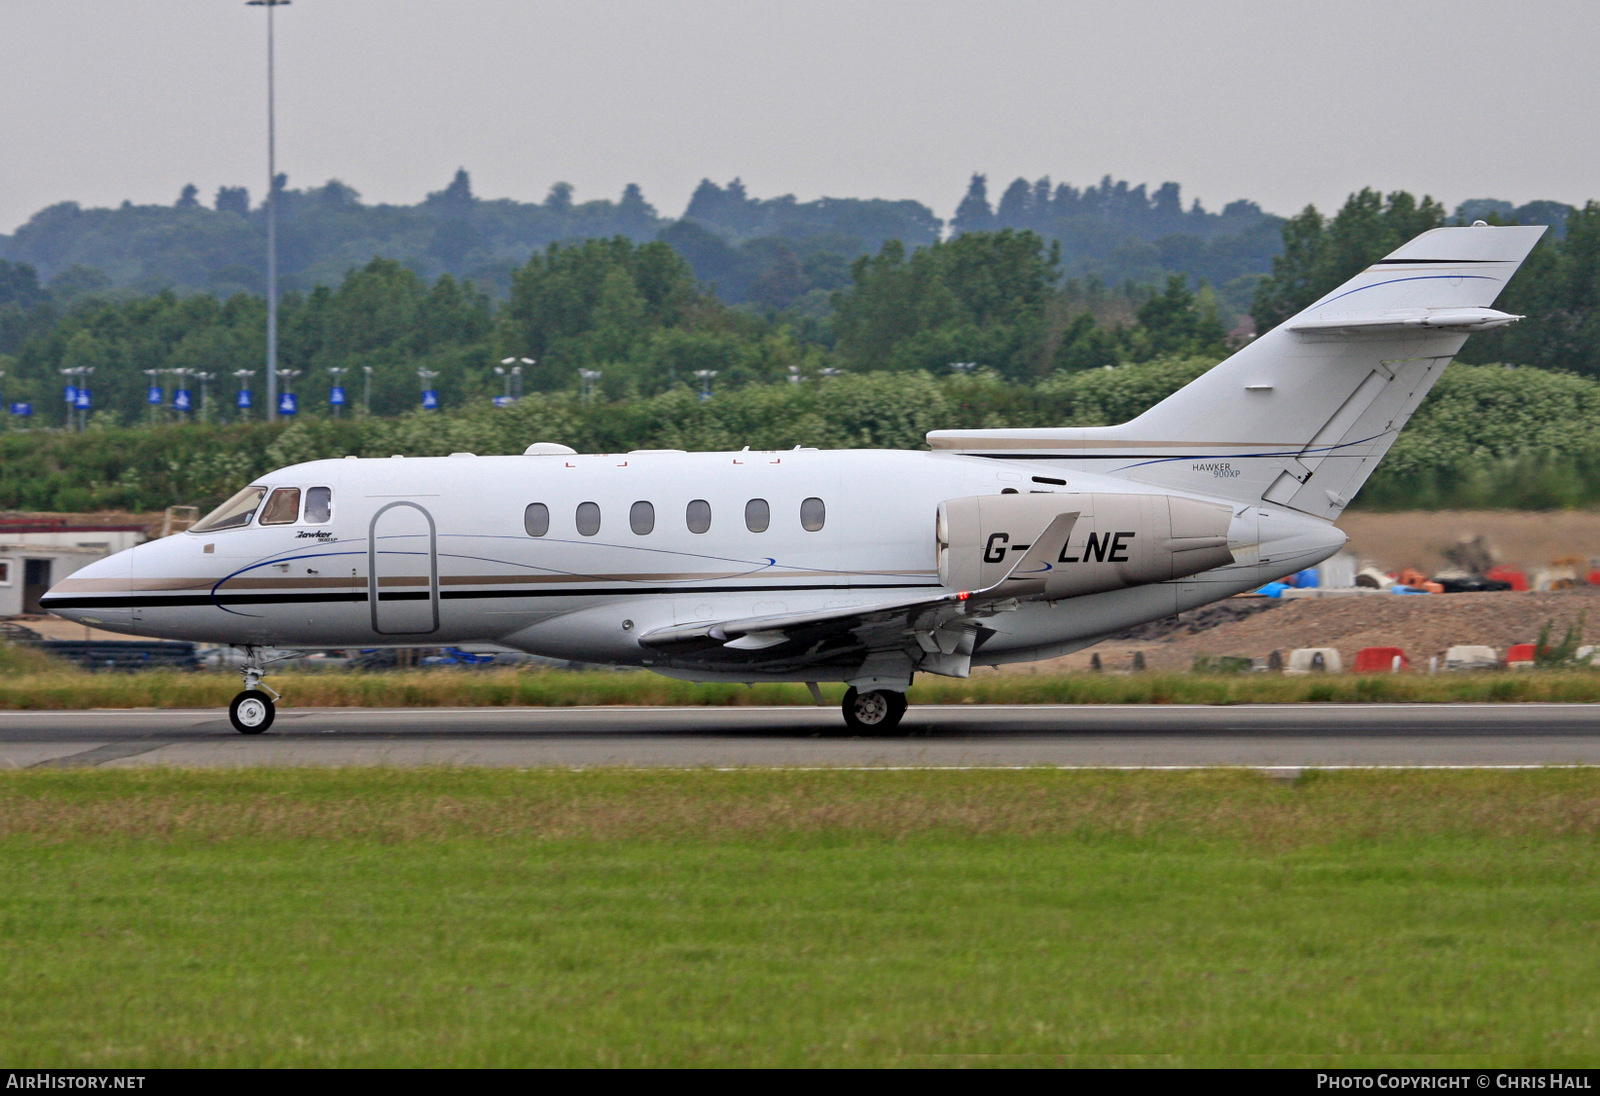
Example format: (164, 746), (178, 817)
(214, 186), (250, 216)
(429, 169), (474, 210)
(176, 184), (200, 209)
(951, 174), (994, 235)
(995, 177), (1034, 228)
(499, 236), (705, 388)
(1127, 276), (1227, 361)
(833, 229), (1058, 378)
(544, 182), (574, 215)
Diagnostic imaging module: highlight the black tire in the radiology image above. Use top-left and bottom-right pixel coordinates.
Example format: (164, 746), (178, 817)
(841, 686), (907, 732)
(229, 690), (275, 735)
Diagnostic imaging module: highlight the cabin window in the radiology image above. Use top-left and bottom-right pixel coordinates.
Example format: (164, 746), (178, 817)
(745, 498), (770, 533)
(686, 499), (711, 534)
(801, 497), (826, 532)
(304, 486), (333, 524)
(0, 560), (11, 586)
(630, 501), (655, 535)
(191, 485), (268, 533)
(524, 503), (549, 537)
(576, 502), (601, 537)
(259, 487), (302, 526)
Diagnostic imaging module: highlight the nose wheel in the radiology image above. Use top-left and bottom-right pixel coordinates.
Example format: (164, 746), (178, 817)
(228, 645), (282, 734)
(229, 690), (275, 734)
(841, 687), (908, 732)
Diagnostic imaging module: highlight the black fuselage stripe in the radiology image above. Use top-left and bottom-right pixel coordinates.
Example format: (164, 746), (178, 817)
(43, 582), (944, 611)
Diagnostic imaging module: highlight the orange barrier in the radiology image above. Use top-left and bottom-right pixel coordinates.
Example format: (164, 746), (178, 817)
(1486, 566), (1529, 591)
(1353, 646), (1409, 673)
(1506, 643), (1537, 667)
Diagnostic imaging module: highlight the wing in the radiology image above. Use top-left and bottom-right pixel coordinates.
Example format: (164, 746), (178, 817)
(637, 513), (1079, 679)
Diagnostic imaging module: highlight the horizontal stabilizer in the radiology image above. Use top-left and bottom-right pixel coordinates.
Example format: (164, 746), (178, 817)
(1290, 307), (1522, 335)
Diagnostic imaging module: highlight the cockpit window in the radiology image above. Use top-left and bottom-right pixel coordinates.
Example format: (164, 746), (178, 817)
(304, 486), (332, 524)
(259, 487), (302, 526)
(190, 485), (268, 533)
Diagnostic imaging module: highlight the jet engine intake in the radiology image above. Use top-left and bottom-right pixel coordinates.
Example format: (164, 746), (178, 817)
(937, 492), (1235, 599)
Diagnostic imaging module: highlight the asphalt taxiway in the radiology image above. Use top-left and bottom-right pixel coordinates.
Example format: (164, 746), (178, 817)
(1, 704), (1597, 769)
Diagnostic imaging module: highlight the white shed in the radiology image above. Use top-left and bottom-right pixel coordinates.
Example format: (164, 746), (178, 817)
(0, 519), (148, 617)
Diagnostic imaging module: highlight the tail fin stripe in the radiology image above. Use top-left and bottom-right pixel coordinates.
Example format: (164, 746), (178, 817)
(1313, 274), (1496, 311)
(1109, 431), (1389, 473)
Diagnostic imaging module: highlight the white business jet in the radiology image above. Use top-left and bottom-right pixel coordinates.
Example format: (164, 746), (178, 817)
(43, 224), (1543, 733)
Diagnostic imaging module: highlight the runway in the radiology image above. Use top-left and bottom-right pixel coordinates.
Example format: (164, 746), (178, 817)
(1, 704), (1598, 769)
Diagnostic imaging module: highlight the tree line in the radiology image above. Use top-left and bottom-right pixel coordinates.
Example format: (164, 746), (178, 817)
(0, 228), (1231, 421)
(3, 357), (1598, 514)
(4, 184), (1600, 512)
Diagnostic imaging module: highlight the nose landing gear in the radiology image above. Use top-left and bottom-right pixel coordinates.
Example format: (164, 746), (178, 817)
(841, 686), (908, 732)
(228, 646), (280, 734)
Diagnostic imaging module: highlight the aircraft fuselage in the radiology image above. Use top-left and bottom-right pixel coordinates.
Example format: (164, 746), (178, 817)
(44, 447), (1344, 678)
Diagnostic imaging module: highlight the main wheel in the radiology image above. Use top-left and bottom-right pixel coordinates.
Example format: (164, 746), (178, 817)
(841, 687), (907, 732)
(229, 690), (275, 735)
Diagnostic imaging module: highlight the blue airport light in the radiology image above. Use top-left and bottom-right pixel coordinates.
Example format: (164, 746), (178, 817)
(173, 389), (193, 412)
(421, 389), (439, 410)
(329, 385), (346, 407)
(492, 395), (514, 408)
(10, 403), (31, 417)
(75, 388), (91, 410)
(278, 392), (297, 416)
(147, 386), (163, 405)
(238, 388), (252, 410)
(63, 384), (77, 405)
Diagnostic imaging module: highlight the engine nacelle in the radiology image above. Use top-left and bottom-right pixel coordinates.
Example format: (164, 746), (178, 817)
(937, 492), (1235, 598)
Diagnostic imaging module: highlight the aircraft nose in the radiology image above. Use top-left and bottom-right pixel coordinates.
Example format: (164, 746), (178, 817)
(39, 545), (135, 622)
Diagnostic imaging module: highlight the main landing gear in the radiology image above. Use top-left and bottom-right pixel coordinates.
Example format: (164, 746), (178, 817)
(228, 646), (280, 735)
(841, 686), (908, 732)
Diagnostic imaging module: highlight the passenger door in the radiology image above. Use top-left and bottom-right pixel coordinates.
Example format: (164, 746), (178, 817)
(367, 502), (439, 635)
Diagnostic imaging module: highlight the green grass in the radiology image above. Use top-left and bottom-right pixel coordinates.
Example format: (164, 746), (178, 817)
(2, 768), (1598, 1066)
(5, 661), (1600, 709)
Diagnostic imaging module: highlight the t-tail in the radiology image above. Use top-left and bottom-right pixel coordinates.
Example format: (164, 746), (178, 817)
(927, 224), (1546, 519)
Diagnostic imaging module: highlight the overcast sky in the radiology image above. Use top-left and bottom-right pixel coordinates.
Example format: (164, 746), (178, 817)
(2, 0), (1595, 234)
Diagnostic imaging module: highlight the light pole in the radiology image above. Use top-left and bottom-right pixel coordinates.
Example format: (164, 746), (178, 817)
(143, 369), (164, 423)
(948, 361), (977, 376)
(361, 365), (373, 416)
(787, 365), (801, 385)
(60, 368), (78, 429)
(495, 358), (515, 406)
(578, 368), (602, 403)
(275, 367), (301, 417)
(693, 369), (717, 401)
(193, 372), (216, 422)
(171, 368), (194, 419)
(60, 366), (93, 431)
(233, 369), (256, 420)
(247, 0), (290, 422)
(327, 366), (348, 418)
(497, 356), (532, 404)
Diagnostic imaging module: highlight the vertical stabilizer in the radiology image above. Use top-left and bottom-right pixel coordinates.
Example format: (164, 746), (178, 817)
(927, 224), (1545, 518)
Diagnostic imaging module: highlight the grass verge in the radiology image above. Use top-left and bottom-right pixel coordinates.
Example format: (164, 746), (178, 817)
(3, 665), (1600, 709)
(1, 767), (1597, 1067)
